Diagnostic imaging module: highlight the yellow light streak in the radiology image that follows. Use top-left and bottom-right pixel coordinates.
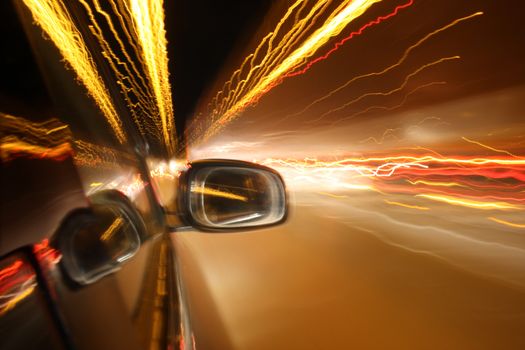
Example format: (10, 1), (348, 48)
(408, 180), (468, 188)
(462, 137), (521, 158)
(1, 136), (72, 162)
(1, 113), (71, 145)
(416, 194), (521, 210)
(200, 0), (383, 142)
(234, 0), (332, 106)
(192, 186), (248, 202)
(211, 0), (323, 117)
(313, 56), (459, 123)
(282, 11), (483, 122)
(263, 155), (525, 168)
(74, 0), (177, 154)
(100, 217), (124, 242)
(359, 128), (401, 144)
(73, 140), (131, 168)
(308, 156), (524, 166)
(358, 117), (447, 144)
(22, 0), (127, 144)
(488, 217), (525, 229)
(79, 0), (159, 139)
(384, 199), (429, 211)
(0, 284), (36, 316)
(129, 0), (176, 154)
(45, 125), (68, 134)
(260, 154), (525, 195)
(336, 81), (446, 122)
(317, 191), (348, 199)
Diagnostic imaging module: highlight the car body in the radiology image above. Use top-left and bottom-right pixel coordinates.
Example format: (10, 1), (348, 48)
(1, 4), (288, 347)
(0, 115), (287, 350)
(4, 1), (525, 350)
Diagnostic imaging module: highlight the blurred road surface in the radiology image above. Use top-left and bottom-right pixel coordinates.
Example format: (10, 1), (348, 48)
(171, 191), (525, 350)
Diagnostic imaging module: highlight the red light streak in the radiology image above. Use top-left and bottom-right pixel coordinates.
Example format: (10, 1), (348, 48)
(392, 167), (525, 182)
(279, 11), (483, 124)
(252, 150), (525, 213)
(285, 0), (414, 79)
(0, 259), (37, 316)
(0, 138), (72, 162)
(33, 238), (62, 267)
(0, 260), (24, 284)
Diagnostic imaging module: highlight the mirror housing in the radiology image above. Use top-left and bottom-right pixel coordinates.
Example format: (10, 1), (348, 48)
(178, 159), (288, 231)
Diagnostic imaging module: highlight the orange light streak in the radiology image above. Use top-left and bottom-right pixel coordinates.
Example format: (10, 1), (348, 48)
(199, 0), (384, 143)
(317, 192), (349, 199)
(332, 81), (446, 123)
(33, 239), (62, 267)
(462, 137), (522, 158)
(1, 137), (73, 162)
(208, 0), (331, 120)
(407, 179), (469, 188)
(384, 199), (429, 211)
(285, 0), (414, 78)
(262, 155), (525, 169)
(281, 11), (483, 122)
(359, 128), (401, 145)
(73, 140), (134, 169)
(0, 261), (23, 283)
(416, 194), (521, 210)
(100, 217), (124, 242)
(257, 153), (525, 204)
(488, 217), (525, 229)
(191, 186), (248, 202)
(358, 117), (447, 145)
(311, 56), (459, 124)
(1, 113), (74, 161)
(1, 113), (71, 144)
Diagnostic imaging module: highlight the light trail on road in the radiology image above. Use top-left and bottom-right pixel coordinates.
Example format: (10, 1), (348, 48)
(190, 141), (525, 218)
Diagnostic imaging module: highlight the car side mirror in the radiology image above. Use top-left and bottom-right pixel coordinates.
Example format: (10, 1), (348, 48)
(178, 159), (287, 231)
(56, 191), (145, 285)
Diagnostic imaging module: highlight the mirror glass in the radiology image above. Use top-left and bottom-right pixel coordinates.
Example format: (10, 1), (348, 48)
(59, 206), (140, 285)
(188, 166), (286, 229)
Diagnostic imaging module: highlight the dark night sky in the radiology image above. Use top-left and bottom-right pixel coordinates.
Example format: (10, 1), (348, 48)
(0, 0), (273, 133)
(0, 0), (51, 118)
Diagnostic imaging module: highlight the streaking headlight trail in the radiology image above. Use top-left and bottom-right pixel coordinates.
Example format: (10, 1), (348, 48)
(192, 0), (392, 144)
(22, 0), (128, 144)
(22, 0), (177, 155)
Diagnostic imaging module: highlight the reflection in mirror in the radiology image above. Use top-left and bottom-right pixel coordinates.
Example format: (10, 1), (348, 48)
(58, 206), (140, 285)
(188, 166), (286, 229)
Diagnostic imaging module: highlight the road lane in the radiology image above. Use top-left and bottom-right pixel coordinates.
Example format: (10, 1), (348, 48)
(171, 192), (525, 350)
